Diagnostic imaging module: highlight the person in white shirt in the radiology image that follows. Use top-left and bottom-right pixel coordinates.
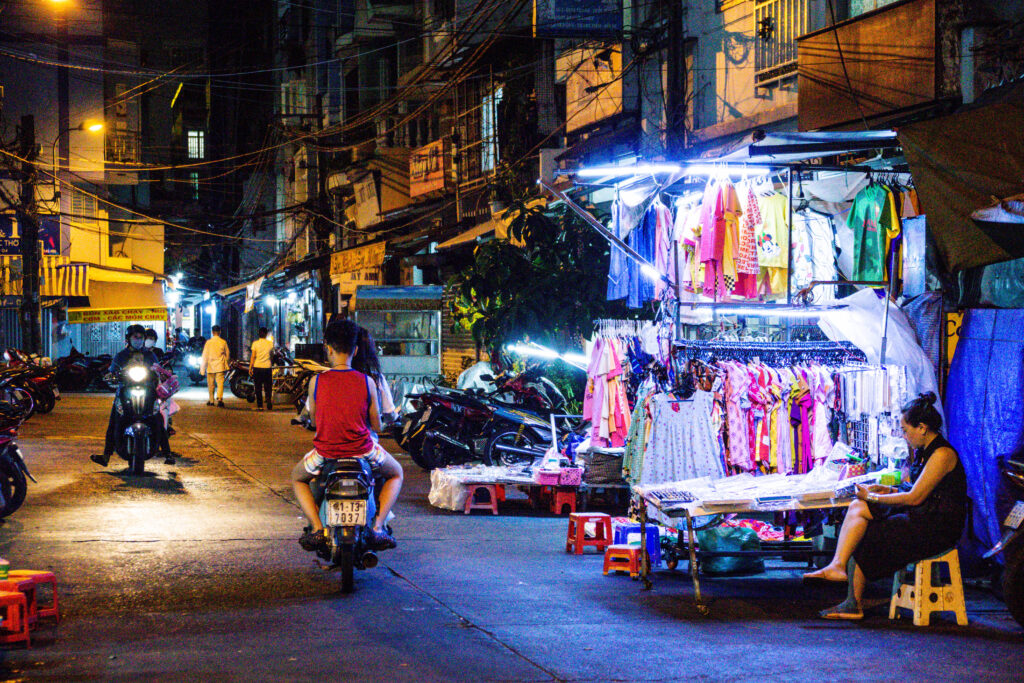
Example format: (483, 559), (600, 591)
(201, 325), (230, 407)
(248, 327), (275, 410)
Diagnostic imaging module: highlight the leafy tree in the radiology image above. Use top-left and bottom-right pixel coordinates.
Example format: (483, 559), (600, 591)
(448, 167), (643, 358)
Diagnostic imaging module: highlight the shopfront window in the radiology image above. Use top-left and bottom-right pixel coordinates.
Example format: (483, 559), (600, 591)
(356, 310), (439, 357)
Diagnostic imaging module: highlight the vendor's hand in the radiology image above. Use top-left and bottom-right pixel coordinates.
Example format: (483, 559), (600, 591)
(866, 484), (891, 494)
(855, 484), (871, 501)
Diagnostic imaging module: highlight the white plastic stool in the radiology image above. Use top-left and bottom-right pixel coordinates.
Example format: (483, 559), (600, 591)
(889, 548), (968, 626)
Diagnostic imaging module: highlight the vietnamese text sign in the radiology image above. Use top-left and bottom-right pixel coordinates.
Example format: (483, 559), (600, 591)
(0, 216), (61, 256)
(330, 241), (386, 277)
(68, 307), (168, 324)
(535, 0), (622, 38)
(409, 139), (449, 197)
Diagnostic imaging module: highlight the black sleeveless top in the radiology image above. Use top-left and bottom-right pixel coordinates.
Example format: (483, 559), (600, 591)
(906, 434), (968, 524)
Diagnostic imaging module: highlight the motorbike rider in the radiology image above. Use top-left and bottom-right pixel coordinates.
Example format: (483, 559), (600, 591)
(291, 320), (403, 552)
(144, 328), (165, 361)
(90, 325), (174, 467)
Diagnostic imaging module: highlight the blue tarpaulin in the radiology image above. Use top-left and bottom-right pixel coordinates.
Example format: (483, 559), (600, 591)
(946, 308), (1024, 564)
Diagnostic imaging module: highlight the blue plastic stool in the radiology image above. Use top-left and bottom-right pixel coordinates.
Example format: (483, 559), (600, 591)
(613, 523), (662, 566)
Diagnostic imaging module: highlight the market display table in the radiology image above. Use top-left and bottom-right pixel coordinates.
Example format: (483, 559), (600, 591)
(429, 466), (583, 515)
(635, 492), (854, 614)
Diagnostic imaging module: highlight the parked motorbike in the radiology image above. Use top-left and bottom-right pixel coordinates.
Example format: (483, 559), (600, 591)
(487, 365), (567, 418)
(54, 348), (113, 392)
(110, 362), (165, 475)
(312, 458), (387, 593)
(0, 396), (35, 519)
(229, 350), (327, 411)
(398, 385), (551, 470)
(983, 454), (1024, 629)
(1, 351), (60, 414)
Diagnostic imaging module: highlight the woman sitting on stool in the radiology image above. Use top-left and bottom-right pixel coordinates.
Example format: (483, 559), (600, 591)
(804, 392), (967, 620)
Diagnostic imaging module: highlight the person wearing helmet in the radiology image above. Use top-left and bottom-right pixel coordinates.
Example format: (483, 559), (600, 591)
(144, 328), (165, 361)
(90, 325), (171, 467)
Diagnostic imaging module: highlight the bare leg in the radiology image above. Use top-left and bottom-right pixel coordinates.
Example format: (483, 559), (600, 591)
(820, 557), (865, 619)
(290, 460), (322, 531)
(372, 453), (403, 532)
(805, 500), (874, 582)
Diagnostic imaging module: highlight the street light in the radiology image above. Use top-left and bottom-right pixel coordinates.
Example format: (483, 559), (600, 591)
(50, 121), (105, 196)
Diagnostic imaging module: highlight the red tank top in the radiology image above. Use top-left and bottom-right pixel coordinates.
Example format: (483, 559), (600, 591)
(312, 369), (374, 459)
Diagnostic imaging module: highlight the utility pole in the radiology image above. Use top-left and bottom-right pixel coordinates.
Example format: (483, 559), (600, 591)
(665, 0), (686, 155)
(18, 115), (42, 355)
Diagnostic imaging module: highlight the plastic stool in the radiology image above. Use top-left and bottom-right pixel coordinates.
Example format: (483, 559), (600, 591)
(603, 544), (642, 579)
(613, 523), (662, 566)
(566, 512), (612, 555)
(0, 591), (30, 647)
(8, 571), (59, 622)
(0, 579), (37, 629)
(889, 548), (968, 626)
(550, 487), (577, 515)
(464, 484), (499, 515)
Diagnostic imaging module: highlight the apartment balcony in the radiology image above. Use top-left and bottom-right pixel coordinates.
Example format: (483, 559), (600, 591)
(797, 0), (941, 130)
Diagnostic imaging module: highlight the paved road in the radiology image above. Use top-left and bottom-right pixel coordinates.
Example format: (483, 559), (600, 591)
(0, 390), (1021, 681)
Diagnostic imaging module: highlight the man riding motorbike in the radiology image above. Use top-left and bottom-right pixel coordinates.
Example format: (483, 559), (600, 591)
(90, 325), (174, 467)
(290, 320), (403, 552)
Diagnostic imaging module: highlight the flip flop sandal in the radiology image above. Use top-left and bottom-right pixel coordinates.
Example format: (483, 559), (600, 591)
(819, 607), (864, 621)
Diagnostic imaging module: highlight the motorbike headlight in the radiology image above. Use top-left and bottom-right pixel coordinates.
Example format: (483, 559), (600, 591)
(127, 366), (149, 383)
(188, 356), (200, 367)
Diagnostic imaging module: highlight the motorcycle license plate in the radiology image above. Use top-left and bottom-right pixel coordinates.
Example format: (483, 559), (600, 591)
(1005, 501), (1024, 530)
(328, 500), (367, 526)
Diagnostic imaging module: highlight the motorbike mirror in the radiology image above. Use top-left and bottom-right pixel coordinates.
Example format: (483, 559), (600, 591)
(480, 374), (494, 382)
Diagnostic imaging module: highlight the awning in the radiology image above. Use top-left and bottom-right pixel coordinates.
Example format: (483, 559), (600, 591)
(900, 81), (1024, 272)
(1, 255), (89, 297)
(436, 222), (496, 250)
(353, 285), (443, 310)
(67, 280), (167, 323)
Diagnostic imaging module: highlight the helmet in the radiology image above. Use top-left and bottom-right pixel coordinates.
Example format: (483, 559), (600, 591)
(125, 324), (146, 340)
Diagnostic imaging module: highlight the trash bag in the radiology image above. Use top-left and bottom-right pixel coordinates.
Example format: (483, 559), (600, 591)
(695, 525), (765, 575)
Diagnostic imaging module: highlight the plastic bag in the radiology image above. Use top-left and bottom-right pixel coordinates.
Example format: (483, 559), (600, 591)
(695, 525), (765, 575)
(428, 470), (469, 511)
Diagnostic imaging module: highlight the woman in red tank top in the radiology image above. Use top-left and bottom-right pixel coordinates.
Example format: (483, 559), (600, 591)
(290, 320), (404, 552)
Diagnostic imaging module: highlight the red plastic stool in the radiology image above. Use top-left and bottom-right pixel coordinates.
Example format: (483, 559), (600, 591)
(0, 579), (37, 628)
(566, 512), (613, 555)
(494, 485), (506, 502)
(603, 544), (642, 579)
(0, 591), (30, 647)
(464, 484), (499, 515)
(549, 487), (577, 515)
(8, 571), (59, 622)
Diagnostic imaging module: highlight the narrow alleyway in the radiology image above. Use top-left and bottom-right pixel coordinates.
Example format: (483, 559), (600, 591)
(0, 392), (1020, 681)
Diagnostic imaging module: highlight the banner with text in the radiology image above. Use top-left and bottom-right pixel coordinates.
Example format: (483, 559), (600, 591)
(0, 215), (61, 256)
(68, 307), (168, 324)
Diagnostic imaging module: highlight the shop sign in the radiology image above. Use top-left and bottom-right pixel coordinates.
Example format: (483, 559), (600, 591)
(330, 241), (386, 277)
(558, 46), (623, 133)
(409, 139), (449, 197)
(335, 268), (381, 298)
(534, 0), (622, 38)
(67, 307), (167, 324)
(0, 215), (61, 256)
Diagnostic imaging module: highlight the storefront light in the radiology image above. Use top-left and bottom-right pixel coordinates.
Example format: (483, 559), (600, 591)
(711, 305), (846, 318)
(575, 163), (772, 178)
(286, 291), (297, 304)
(508, 343), (588, 370)
(205, 303), (216, 315)
(265, 296), (278, 307)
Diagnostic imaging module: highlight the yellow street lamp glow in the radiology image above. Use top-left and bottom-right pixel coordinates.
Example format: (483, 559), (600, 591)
(84, 122), (104, 132)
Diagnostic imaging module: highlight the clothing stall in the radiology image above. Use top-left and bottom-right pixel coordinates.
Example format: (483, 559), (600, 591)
(540, 131), (941, 609)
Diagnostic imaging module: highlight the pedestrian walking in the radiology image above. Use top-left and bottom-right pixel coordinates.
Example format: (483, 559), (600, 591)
(201, 325), (230, 407)
(249, 327), (274, 411)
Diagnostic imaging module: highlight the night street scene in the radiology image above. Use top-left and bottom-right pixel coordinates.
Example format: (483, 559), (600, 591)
(1, 0), (1024, 680)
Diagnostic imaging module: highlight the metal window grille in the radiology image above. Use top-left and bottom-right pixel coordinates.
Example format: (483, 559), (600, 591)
(70, 189), (97, 216)
(187, 130), (205, 159)
(754, 0), (812, 86)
